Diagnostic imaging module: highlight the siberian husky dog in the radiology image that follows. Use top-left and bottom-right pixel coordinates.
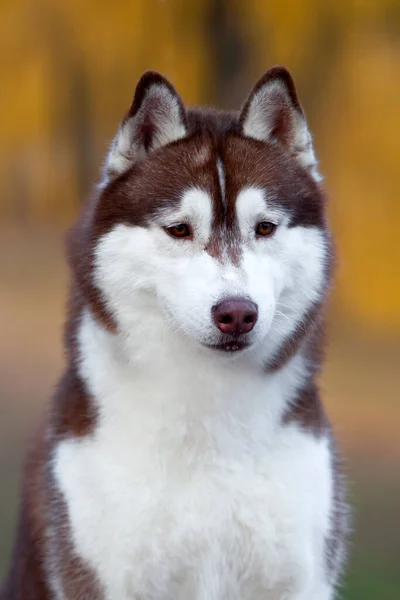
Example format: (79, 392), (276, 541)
(1, 67), (348, 600)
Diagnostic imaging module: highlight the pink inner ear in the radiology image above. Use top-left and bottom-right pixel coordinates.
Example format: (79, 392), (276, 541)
(139, 114), (156, 152)
(270, 104), (292, 145)
(135, 95), (173, 152)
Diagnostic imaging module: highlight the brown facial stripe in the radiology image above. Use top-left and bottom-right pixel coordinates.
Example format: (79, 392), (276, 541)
(205, 224), (242, 266)
(282, 380), (327, 436)
(203, 153), (243, 265)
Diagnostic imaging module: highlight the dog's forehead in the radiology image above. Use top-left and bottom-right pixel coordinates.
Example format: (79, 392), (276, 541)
(134, 134), (307, 211)
(98, 132), (320, 237)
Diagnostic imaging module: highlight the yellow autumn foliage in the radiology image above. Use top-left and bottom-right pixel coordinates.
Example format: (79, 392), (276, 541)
(0, 0), (399, 331)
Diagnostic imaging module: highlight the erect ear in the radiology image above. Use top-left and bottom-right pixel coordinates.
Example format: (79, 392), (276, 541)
(105, 71), (187, 181)
(240, 66), (321, 182)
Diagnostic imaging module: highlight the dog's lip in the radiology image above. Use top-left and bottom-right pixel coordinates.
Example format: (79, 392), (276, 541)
(205, 339), (250, 353)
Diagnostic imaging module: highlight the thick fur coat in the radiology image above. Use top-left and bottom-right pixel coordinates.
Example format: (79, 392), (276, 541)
(1, 67), (348, 600)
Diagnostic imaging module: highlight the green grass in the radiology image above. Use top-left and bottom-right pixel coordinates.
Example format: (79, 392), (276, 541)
(343, 563), (400, 599)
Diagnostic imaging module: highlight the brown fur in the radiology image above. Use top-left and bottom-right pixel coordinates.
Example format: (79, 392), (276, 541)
(282, 380), (327, 436)
(1, 369), (100, 600)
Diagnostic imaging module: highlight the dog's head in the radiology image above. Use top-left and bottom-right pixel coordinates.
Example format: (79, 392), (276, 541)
(70, 68), (332, 363)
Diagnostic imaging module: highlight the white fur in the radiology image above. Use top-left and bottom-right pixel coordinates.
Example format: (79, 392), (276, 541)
(242, 79), (322, 182)
(217, 158), (226, 205)
(51, 183), (335, 598)
(53, 310), (333, 600)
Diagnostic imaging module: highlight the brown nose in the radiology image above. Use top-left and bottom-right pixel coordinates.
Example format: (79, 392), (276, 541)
(212, 298), (258, 336)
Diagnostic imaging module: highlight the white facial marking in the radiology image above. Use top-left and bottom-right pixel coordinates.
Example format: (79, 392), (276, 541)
(217, 158), (226, 205)
(156, 187), (213, 236)
(236, 186), (286, 237)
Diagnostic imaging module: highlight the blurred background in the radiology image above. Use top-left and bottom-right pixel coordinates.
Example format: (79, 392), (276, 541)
(0, 1), (399, 597)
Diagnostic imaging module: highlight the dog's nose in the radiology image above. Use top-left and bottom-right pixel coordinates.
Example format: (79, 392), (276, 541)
(212, 298), (258, 336)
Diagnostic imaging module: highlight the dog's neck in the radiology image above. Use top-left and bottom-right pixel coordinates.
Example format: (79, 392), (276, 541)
(74, 307), (312, 448)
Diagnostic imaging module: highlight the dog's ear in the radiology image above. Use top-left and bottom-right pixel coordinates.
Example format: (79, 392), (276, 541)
(240, 66), (321, 182)
(105, 71), (187, 181)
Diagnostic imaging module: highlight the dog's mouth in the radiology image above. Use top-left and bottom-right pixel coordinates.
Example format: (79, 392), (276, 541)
(205, 339), (250, 353)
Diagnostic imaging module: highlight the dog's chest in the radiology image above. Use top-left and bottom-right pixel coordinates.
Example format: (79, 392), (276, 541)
(53, 419), (332, 600)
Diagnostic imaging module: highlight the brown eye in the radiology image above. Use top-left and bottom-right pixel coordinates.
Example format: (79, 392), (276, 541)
(256, 222), (276, 237)
(165, 224), (192, 239)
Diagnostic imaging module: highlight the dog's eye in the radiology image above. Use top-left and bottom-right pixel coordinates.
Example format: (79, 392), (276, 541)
(255, 222), (276, 237)
(165, 224), (192, 239)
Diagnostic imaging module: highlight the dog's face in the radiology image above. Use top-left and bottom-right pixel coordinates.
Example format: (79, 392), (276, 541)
(72, 69), (332, 362)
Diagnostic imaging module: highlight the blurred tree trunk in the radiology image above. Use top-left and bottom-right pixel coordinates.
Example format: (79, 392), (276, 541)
(206, 0), (248, 109)
(69, 60), (93, 206)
